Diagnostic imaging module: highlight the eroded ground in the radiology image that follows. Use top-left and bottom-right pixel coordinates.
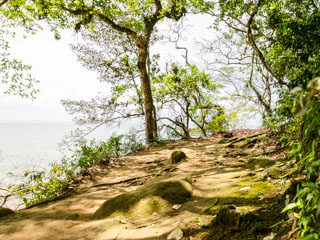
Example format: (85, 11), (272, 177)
(0, 130), (289, 240)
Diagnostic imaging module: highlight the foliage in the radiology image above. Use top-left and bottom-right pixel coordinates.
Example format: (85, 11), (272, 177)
(152, 64), (228, 138)
(264, 91), (301, 146)
(1, 0), (188, 144)
(66, 24), (229, 140)
(62, 21), (145, 127)
(9, 134), (144, 207)
(0, 15), (39, 98)
(209, 1), (320, 237)
(282, 77), (320, 238)
(212, 0), (320, 120)
(199, 23), (277, 122)
(8, 163), (72, 207)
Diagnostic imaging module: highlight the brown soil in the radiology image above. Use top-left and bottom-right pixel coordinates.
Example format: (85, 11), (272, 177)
(0, 130), (292, 240)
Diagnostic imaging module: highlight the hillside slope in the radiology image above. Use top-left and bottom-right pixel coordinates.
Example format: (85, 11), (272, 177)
(0, 130), (290, 240)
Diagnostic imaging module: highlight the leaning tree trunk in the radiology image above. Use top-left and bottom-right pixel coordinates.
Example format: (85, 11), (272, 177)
(137, 43), (156, 145)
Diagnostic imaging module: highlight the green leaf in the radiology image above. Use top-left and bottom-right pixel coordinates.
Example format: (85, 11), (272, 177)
(282, 203), (299, 212)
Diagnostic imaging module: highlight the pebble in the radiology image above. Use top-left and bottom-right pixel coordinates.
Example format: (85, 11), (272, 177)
(172, 204), (182, 210)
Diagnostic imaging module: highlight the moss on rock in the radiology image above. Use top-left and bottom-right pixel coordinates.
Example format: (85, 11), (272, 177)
(265, 167), (282, 178)
(246, 158), (275, 170)
(169, 151), (187, 164)
(127, 196), (169, 220)
(93, 175), (193, 220)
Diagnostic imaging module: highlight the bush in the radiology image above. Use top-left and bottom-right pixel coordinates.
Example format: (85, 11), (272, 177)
(282, 78), (320, 238)
(9, 133), (144, 207)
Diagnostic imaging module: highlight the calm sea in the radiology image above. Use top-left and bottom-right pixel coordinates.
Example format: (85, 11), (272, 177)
(0, 121), (135, 188)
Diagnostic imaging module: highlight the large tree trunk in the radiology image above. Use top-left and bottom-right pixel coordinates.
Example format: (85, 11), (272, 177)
(137, 44), (156, 145)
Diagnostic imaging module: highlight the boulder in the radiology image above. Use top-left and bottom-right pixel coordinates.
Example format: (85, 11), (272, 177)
(169, 151), (187, 164)
(93, 174), (192, 220)
(0, 207), (14, 218)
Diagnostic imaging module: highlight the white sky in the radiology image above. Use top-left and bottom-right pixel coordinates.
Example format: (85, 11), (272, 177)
(0, 29), (105, 121)
(0, 15), (214, 122)
(0, 15), (246, 124)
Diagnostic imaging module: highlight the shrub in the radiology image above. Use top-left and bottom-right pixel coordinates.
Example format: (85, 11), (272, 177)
(282, 78), (320, 238)
(9, 133), (144, 207)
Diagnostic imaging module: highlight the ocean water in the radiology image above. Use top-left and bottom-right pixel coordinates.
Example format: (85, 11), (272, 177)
(0, 121), (135, 188)
(0, 120), (143, 208)
(0, 121), (73, 185)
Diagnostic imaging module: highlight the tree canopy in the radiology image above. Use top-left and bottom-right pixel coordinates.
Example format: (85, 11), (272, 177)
(1, 0), (187, 144)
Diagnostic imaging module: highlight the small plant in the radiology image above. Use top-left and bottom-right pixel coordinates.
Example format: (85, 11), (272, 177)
(9, 162), (72, 207)
(282, 77), (320, 239)
(9, 133), (144, 207)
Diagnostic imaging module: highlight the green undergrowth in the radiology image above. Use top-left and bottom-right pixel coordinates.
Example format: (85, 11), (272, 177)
(8, 134), (144, 207)
(279, 81), (320, 238)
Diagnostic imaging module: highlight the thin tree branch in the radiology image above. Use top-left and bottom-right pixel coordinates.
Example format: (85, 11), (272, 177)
(248, 53), (272, 117)
(310, 0), (318, 9)
(246, 0), (287, 86)
(0, 0), (9, 8)
(58, 4), (139, 40)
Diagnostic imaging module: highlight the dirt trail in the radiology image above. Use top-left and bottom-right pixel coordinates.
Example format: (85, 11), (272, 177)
(0, 131), (286, 240)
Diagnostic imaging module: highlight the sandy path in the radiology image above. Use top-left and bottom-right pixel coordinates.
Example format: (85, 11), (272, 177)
(0, 133), (276, 240)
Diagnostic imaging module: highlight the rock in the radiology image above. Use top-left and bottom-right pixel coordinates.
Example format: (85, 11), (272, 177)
(65, 213), (79, 220)
(204, 197), (219, 214)
(218, 138), (229, 144)
(263, 232), (276, 240)
(223, 133), (234, 138)
(169, 151), (187, 164)
(232, 162), (245, 168)
(0, 207), (14, 218)
(213, 206), (261, 229)
(167, 228), (183, 240)
(246, 158), (275, 170)
(172, 204), (182, 210)
(93, 175), (192, 220)
(258, 171), (269, 180)
(265, 167), (282, 178)
(226, 135), (264, 149)
(237, 138), (260, 148)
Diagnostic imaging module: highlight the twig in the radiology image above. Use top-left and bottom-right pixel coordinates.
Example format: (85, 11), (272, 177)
(0, 193), (12, 207)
